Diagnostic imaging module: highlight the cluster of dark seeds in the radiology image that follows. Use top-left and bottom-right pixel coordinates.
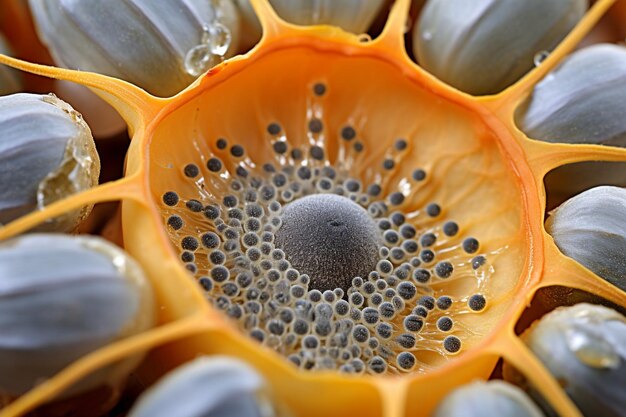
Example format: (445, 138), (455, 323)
(159, 82), (492, 375)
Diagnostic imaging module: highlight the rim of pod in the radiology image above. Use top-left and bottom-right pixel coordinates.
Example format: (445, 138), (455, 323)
(1, 0), (626, 416)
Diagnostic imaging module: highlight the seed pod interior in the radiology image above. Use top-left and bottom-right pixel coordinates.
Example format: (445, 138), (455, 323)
(148, 39), (526, 371)
(0, 0), (625, 416)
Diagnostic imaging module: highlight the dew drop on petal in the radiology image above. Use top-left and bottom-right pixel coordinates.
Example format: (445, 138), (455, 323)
(184, 44), (215, 77)
(207, 23), (232, 57)
(533, 50), (550, 67)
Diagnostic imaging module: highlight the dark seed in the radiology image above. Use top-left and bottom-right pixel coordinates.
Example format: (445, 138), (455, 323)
(363, 307), (379, 324)
(207, 157), (222, 172)
(185, 199), (203, 212)
(390, 248), (405, 261)
(250, 329), (265, 342)
(297, 166), (312, 180)
(291, 149), (303, 160)
(468, 294), (487, 311)
(443, 221), (459, 237)
(400, 224), (416, 239)
(414, 306), (429, 318)
(183, 163), (199, 178)
(420, 249), (435, 263)
(273, 141), (288, 154)
(390, 212), (405, 226)
(223, 195), (238, 208)
(412, 169), (426, 181)
(268, 320), (285, 336)
(376, 323), (393, 339)
(435, 261), (454, 278)
(463, 237), (480, 254)
(354, 142), (364, 152)
(267, 122), (281, 135)
(201, 232), (220, 249)
(443, 336), (462, 353)
(420, 233), (437, 247)
(413, 268), (431, 283)
(216, 138), (227, 149)
(378, 219), (392, 231)
(236, 166), (248, 178)
(369, 357), (387, 374)
(397, 282), (417, 300)
(181, 236), (199, 251)
(310, 145), (324, 160)
(230, 145), (244, 157)
(198, 277), (213, 291)
(167, 215), (183, 230)
(437, 316), (453, 332)
(308, 118), (323, 133)
(162, 191), (179, 206)
(352, 325), (369, 343)
(209, 250), (226, 265)
(436, 296), (453, 310)
(389, 192), (405, 206)
(383, 159), (395, 170)
(341, 126), (356, 140)
(472, 255), (486, 269)
(203, 205), (220, 220)
(379, 302), (395, 319)
(417, 295), (436, 310)
(397, 333), (416, 349)
(426, 203), (441, 217)
(397, 352), (415, 370)
(403, 240), (418, 253)
(210, 266), (229, 282)
(313, 83), (326, 96)
(394, 138), (408, 151)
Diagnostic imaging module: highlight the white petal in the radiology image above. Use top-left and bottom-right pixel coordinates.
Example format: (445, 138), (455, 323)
(414, 0), (587, 95)
(433, 380), (543, 417)
(29, 0), (241, 97)
(518, 44), (626, 145)
(546, 186), (626, 290)
(128, 356), (269, 417)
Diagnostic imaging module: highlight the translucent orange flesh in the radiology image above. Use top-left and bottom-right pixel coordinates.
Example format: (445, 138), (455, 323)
(0, 0), (625, 416)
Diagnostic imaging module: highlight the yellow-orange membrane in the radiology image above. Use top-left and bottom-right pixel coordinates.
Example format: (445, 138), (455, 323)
(0, 0), (625, 416)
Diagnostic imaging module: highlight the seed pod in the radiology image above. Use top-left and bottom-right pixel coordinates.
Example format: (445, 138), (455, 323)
(28, 0), (241, 97)
(235, 0), (386, 50)
(128, 356), (274, 417)
(433, 380), (543, 417)
(518, 45), (626, 203)
(520, 303), (626, 416)
(0, 33), (22, 95)
(545, 186), (626, 291)
(0, 234), (154, 398)
(518, 44), (626, 145)
(414, 0), (587, 95)
(0, 93), (99, 230)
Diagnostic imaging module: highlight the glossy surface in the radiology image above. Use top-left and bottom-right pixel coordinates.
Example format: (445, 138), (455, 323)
(0, 1), (625, 416)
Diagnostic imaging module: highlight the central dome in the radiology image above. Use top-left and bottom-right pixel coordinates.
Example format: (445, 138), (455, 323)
(275, 193), (381, 292)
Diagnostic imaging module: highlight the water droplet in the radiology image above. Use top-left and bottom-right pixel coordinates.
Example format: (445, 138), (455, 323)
(184, 44), (216, 77)
(207, 22), (231, 56)
(566, 325), (620, 369)
(533, 50), (550, 67)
